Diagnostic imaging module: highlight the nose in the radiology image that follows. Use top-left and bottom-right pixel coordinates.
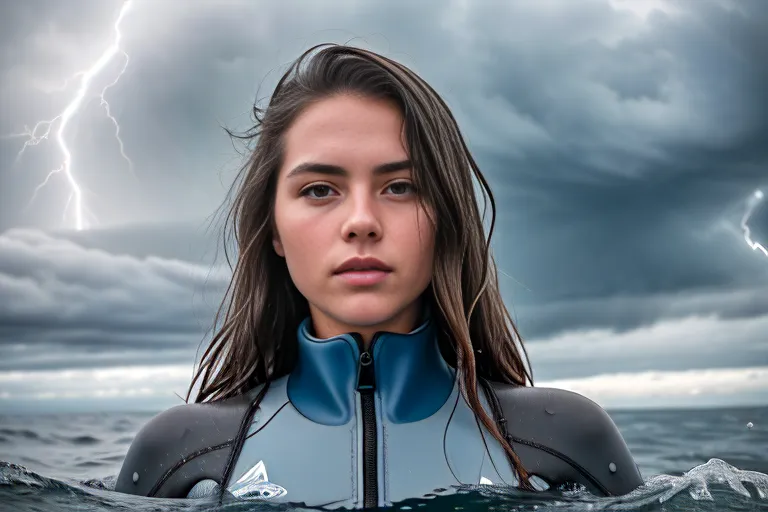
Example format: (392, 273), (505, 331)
(340, 187), (382, 242)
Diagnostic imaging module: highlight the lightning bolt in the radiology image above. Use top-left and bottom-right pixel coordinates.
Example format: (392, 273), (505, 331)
(10, 0), (134, 231)
(741, 189), (767, 258)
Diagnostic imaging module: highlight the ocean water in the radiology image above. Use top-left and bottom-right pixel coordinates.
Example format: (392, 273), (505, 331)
(0, 405), (766, 511)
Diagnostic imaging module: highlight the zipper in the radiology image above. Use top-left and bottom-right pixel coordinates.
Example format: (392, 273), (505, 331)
(353, 333), (378, 509)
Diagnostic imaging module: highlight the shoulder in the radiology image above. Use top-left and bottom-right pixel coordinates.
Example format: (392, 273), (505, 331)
(489, 383), (643, 496)
(493, 384), (618, 444)
(114, 391), (256, 498)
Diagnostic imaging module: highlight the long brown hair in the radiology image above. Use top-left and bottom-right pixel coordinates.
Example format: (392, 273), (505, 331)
(188, 43), (536, 488)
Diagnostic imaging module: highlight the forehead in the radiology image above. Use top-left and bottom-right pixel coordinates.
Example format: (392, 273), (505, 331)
(280, 94), (408, 173)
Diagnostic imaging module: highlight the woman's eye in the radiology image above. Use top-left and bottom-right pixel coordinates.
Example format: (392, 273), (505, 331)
(300, 185), (335, 199)
(387, 181), (416, 196)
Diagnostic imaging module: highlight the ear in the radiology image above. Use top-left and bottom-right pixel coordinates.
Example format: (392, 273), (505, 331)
(272, 236), (285, 257)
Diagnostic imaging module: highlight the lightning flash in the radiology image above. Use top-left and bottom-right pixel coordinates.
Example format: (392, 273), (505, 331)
(741, 189), (767, 258)
(12, 1), (134, 230)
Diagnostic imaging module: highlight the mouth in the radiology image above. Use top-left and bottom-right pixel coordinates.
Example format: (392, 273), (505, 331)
(332, 256), (393, 286)
(335, 269), (391, 274)
(333, 268), (392, 274)
(333, 257), (393, 275)
(333, 268), (391, 286)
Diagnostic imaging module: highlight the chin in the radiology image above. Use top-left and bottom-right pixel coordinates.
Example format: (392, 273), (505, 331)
(328, 298), (405, 328)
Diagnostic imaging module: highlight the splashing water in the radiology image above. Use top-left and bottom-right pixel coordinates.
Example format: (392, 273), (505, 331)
(590, 458), (768, 510)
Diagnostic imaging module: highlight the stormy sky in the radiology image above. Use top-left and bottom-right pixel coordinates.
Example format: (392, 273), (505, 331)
(0, 0), (766, 413)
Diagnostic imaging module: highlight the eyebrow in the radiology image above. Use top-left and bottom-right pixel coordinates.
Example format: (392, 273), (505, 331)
(286, 159), (412, 180)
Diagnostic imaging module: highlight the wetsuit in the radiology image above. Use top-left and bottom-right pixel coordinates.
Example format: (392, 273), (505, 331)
(114, 311), (643, 508)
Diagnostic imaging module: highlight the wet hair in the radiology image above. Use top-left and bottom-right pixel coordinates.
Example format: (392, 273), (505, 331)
(188, 43), (536, 489)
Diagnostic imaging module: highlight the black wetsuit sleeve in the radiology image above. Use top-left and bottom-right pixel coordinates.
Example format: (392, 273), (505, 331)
(114, 395), (251, 498)
(492, 384), (643, 497)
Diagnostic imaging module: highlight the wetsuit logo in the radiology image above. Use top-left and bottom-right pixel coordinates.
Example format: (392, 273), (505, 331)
(229, 460), (288, 500)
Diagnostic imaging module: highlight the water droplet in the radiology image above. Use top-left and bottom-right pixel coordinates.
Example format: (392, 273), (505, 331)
(746, 422), (754, 429)
(545, 408), (555, 415)
(609, 462), (617, 473)
(132, 472), (139, 483)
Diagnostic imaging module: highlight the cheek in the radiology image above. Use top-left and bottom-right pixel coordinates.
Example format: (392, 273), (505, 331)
(274, 198), (331, 288)
(400, 208), (436, 276)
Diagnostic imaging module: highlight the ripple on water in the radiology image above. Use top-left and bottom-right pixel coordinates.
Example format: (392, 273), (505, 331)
(52, 434), (101, 446)
(0, 428), (43, 441)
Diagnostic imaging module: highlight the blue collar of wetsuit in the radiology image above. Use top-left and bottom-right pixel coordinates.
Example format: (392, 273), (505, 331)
(286, 307), (455, 426)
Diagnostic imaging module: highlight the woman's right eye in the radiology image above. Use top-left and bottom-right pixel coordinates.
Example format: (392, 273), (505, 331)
(300, 184), (335, 199)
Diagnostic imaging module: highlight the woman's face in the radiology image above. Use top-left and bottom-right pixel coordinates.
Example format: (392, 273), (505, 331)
(272, 93), (435, 341)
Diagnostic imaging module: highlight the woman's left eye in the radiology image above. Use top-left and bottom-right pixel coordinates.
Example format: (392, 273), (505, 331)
(387, 181), (416, 196)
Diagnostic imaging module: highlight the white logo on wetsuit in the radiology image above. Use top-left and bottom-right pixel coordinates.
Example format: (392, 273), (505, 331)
(229, 460), (288, 500)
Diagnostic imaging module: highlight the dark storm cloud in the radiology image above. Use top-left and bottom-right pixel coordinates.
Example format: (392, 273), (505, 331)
(491, 168), (768, 315)
(484, 1), (768, 316)
(475, 0), (768, 310)
(0, 228), (228, 370)
(527, 312), (768, 381)
(514, 282), (768, 341)
(466, 0), (768, 174)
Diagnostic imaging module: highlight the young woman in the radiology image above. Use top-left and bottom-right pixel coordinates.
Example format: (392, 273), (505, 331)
(115, 43), (643, 508)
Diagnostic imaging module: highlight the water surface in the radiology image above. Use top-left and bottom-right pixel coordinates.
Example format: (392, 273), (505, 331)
(1, 406), (766, 511)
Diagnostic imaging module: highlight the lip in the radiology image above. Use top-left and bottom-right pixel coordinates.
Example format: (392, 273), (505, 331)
(334, 269), (390, 286)
(333, 256), (393, 275)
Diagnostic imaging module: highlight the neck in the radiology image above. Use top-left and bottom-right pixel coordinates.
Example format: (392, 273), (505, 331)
(308, 298), (424, 348)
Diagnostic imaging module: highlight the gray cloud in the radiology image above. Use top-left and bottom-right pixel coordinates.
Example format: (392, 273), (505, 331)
(493, 181), (768, 312)
(0, 228), (227, 370)
(528, 312), (768, 380)
(514, 281), (768, 340)
(471, 0), (768, 175)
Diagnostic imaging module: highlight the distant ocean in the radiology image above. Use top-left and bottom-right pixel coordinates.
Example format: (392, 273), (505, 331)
(1, 405), (766, 511)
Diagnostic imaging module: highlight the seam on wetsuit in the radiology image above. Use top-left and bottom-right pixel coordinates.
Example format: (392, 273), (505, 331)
(244, 400), (290, 440)
(480, 379), (612, 497)
(378, 390), (389, 504)
(441, 386), (463, 484)
(473, 408), (512, 487)
(478, 378), (518, 487)
(217, 382), (273, 503)
(507, 435), (611, 496)
(148, 440), (234, 497)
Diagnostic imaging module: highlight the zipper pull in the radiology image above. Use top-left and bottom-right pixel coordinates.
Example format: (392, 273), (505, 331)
(356, 351), (376, 391)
